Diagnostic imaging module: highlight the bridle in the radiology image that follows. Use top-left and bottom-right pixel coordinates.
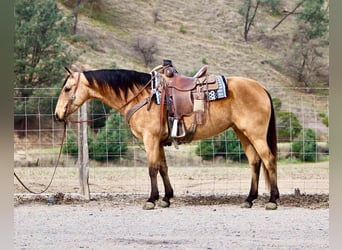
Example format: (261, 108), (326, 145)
(65, 70), (160, 124)
(14, 68), (164, 194)
(64, 72), (81, 121)
(13, 73), (81, 194)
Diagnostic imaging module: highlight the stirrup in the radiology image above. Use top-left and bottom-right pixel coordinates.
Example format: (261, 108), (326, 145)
(171, 119), (186, 138)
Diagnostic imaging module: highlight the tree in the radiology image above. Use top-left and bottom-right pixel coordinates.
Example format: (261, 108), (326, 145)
(14, 0), (72, 92)
(296, 0), (329, 40)
(293, 0), (329, 86)
(133, 35), (159, 68)
(14, 0), (74, 131)
(277, 0), (329, 87)
(62, 0), (104, 34)
(241, 0), (261, 41)
(88, 99), (112, 130)
(71, 0), (83, 35)
(273, 97), (302, 142)
(240, 0), (281, 41)
(272, 1), (305, 30)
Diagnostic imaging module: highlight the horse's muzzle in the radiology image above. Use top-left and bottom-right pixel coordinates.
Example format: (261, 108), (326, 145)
(55, 112), (65, 122)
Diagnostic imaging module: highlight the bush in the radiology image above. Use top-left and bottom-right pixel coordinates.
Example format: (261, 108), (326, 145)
(195, 129), (246, 162)
(88, 99), (111, 130)
(272, 97), (282, 112)
(276, 111), (302, 141)
(292, 128), (317, 162)
(217, 129), (246, 161)
(319, 113), (329, 127)
(91, 112), (128, 161)
(196, 138), (217, 161)
(62, 112), (128, 161)
(62, 128), (94, 157)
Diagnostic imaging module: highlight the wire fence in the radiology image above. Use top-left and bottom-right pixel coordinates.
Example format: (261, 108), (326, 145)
(14, 87), (329, 195)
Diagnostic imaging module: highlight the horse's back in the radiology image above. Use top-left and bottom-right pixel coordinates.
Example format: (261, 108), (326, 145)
(188, 76), (272, 140)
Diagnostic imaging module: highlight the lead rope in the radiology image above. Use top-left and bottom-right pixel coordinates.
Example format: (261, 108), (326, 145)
(13, 73), (81, 194)
(14, 122), (67, 194)
(14, 68), (164, 193)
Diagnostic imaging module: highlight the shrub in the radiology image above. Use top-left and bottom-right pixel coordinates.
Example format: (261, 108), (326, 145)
(276, 111), (302, 141)
(196, 138), (217, 161)
(272, 97), (282, 112)
(179, 24), (186, 34)
(217, 129), (246, 162)
(62, 128), (78, 156)
(195, 129), (246, 162)
(292, 128), (317, 162)
(319, 113), (329, 127)
(133, 35), (158, 68)
(62, 112), (128, 161)
(88, 99), (111, 130)
(62, 128), (94, 157)
(91, 112), (128, 161)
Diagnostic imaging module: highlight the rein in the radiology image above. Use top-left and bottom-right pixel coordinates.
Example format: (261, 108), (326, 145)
(14, 69), (160, 193)
(14, 122), (67, 194)
(14, 73), (81, 193)
(68, 71), (157, 124)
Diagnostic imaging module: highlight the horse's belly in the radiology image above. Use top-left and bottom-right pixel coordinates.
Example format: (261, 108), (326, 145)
(183, 100), (233, 140)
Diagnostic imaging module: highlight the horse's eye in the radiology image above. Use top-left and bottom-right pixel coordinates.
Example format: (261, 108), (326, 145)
(64, 87), (71, 92)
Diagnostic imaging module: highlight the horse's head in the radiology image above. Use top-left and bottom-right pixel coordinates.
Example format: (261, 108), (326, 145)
(54, 67), (88, 122)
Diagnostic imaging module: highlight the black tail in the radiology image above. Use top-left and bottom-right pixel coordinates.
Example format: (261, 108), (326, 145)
(265, 90), (277, 159)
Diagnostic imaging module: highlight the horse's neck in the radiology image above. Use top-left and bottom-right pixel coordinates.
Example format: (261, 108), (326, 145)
(91, 84), (150, 115)
(94, 89), (125, 112)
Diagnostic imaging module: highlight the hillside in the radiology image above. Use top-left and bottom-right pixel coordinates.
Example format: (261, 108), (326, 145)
(57, 0), (328, 135)
(61, 0), (295, 82)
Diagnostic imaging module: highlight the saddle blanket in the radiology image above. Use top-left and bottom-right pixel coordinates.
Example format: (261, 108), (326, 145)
(207, 75), (228, 101)
(151, 73), (228, 105)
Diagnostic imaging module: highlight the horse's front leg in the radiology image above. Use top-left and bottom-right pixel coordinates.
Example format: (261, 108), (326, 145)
(143, 165), (160, 210)
(158, 145), (174, 208)
(142, 136), (173, 210)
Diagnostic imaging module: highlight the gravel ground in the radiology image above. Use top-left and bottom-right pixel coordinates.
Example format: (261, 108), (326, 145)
(14, 197), (329, 250)
(14, 163), (329, 249)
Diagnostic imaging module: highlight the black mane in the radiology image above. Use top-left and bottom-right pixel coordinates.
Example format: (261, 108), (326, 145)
(83, 69), (151, 100)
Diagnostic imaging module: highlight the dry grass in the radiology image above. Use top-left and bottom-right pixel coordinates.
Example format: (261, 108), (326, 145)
(57, 0), (328, 133)
(61, 0), (295, 80)
(14, 161), (329, 196)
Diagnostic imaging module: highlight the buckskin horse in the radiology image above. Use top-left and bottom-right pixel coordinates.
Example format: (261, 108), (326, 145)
(54, 62), (279, 210)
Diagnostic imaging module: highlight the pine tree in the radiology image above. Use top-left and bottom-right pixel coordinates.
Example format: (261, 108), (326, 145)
(14, 0), (73, 92)
(14, 0), (74, 130)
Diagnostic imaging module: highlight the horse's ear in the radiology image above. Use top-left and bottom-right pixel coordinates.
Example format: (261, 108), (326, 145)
(64, 67), (74, 78)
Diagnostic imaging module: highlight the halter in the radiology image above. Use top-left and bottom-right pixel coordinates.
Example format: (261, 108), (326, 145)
(65, 67), (168, 124)
(64, 72), (81, 120)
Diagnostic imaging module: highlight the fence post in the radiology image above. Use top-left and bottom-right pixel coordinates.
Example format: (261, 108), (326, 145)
(78, 102), (90, 200)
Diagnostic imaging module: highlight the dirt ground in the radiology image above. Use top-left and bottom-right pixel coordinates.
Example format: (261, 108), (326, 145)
(14, 163), (329, 249)
(14, 201), (329, 250)
(14, 162), (329, 209)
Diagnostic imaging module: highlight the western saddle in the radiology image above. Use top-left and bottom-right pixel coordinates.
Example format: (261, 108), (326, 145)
(154, 59), (219, 145)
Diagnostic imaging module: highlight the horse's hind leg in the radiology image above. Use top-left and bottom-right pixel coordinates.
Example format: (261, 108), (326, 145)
(234, 129), (262, 208)
(251, 139), (279, 210)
